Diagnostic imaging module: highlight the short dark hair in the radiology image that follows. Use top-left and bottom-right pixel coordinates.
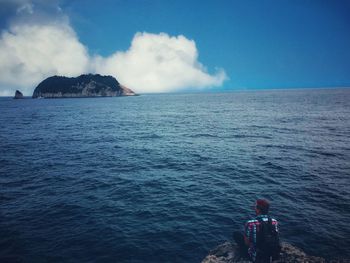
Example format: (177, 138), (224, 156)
(256, 199), (270, 214)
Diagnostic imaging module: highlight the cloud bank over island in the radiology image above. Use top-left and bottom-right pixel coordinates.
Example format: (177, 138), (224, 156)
(0, 0), (227, 96)
(0, 22), (90, 95)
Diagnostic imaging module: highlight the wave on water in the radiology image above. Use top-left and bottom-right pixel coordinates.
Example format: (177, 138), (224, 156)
(0, 89), (349, 262)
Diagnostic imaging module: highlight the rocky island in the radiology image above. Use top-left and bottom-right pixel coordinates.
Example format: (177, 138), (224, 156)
(14, 90), (24, 99)
(32, 74), (136, 98)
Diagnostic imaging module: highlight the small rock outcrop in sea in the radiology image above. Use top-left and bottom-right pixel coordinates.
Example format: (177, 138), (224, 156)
(32, 74), (136, 98)
(202, 241), (349, 263)
(14, 90), (24, 99)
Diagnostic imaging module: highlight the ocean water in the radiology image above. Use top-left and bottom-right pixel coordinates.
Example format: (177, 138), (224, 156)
(0, 88), (349, 262)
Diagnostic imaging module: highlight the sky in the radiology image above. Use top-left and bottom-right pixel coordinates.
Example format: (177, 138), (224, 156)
(0, 0), (349, 95)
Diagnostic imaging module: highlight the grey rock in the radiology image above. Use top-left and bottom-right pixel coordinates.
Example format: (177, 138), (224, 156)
(14, 90), (24, 99)
(202, 242), (349, 263)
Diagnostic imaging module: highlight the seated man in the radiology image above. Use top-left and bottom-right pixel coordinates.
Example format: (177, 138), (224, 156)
(233, 199), (281, 262)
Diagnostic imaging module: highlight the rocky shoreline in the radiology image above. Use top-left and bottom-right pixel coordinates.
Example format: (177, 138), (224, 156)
(202, 241), (350, 263)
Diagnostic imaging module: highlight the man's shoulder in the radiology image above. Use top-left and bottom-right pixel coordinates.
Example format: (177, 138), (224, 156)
(246, 219), (258, 223)
(245, 215), (278, 225)
(245, 219), (259, 227)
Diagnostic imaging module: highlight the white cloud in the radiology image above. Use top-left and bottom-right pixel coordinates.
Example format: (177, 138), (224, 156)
(16, 3), (34, 14)
(0, 21), (226, 96)
(0, 22), (89, 96)
(93, 32), (227, 93)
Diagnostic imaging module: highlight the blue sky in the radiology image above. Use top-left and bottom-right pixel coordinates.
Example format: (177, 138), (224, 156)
(66, 0), (350, 89)
(0, 0), (349, 95)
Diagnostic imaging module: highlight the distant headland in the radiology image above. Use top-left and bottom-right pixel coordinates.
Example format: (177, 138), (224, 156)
(31, 74), (136, 98)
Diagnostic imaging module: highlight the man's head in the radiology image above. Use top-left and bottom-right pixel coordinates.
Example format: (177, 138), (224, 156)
(255, 199), (270, 215)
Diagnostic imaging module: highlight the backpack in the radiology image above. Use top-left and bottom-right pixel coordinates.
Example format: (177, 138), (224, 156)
(255, 216), (281, 262)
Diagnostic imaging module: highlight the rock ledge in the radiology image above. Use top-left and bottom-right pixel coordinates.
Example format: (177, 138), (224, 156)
(201, 242), (349, 263)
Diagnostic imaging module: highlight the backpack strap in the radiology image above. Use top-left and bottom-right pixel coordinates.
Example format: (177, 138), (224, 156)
(267, 216), (272, 231)
(257, 216), (273, 232)
(257, 216), (271, 224)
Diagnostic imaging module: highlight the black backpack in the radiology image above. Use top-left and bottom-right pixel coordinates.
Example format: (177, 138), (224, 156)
(255, 216), (281, 262)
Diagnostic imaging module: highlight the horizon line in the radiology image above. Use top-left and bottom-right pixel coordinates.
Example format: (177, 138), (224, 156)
(1, 86), (350, 97)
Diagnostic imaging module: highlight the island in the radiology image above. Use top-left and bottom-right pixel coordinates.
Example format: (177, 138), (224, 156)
(32, 74), (136, 98)
(14, 90), (24, 99)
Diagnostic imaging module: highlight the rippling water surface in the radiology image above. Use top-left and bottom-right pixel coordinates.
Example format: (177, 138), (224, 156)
(1, 88), (350, 262)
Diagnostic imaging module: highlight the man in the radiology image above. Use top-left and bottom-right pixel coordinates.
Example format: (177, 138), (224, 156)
(233, 199), (280, 262)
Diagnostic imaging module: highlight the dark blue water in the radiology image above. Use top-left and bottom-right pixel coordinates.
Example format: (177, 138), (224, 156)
(1, 88), (350, 262)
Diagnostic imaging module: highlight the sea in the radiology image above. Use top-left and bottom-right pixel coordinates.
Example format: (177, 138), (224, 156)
(0, 88), (349, 262)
